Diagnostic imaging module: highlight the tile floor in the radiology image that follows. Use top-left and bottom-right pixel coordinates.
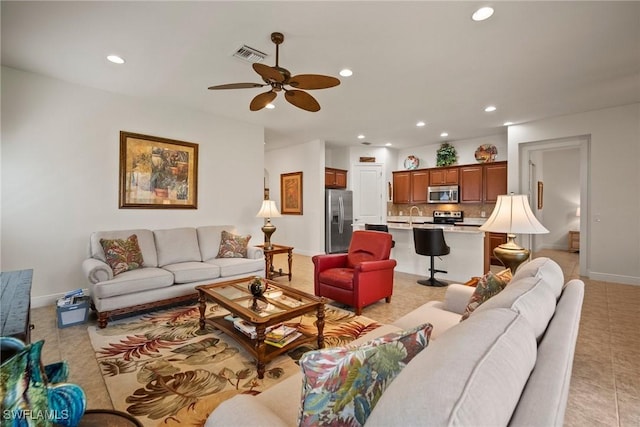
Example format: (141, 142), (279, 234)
(30, 250), (640, 425)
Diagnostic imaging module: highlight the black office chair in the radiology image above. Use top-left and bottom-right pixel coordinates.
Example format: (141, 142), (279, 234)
(413, 228), (450, 287)
(364, 224), (395, 248)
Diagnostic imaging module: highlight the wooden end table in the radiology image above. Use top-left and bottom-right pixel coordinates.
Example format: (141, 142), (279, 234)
(196, 277), (324, 379)
(256, 244), (294, 281)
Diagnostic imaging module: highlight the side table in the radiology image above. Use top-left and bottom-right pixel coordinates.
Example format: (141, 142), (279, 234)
(256, 244), (293, 281)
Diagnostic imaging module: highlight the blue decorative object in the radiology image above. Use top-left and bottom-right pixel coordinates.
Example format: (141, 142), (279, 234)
(1, 337), (86, 427)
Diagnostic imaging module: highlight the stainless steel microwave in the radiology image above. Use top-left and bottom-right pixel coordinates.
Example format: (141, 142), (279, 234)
(427, 185), (459, 204)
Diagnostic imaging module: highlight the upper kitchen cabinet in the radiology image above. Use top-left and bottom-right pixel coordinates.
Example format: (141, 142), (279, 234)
(483, 162), (507, 203)
(325, 167), (348, 189)
(393, 170), (429, 204)
(460, 161), (507, 203)
(429, 167), (459, 186)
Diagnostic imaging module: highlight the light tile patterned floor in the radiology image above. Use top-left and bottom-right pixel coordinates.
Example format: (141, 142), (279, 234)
(30, 250), (640, 425)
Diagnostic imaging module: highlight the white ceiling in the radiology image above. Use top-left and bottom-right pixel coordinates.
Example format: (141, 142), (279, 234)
(2, 1), (639, 151)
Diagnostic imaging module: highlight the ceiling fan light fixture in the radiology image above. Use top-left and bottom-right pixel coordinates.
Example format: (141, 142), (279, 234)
(266, 103), (275, 109)
(209, 31), (340, 112)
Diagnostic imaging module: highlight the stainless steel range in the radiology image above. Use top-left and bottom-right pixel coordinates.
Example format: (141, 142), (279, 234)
(433, 210), (464, 224)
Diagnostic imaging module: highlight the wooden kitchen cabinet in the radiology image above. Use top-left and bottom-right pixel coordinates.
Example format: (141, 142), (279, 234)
(460, 161), (507, 204)
(488, 232), (508, 266)
(429, 167), (459, 185)
(483, 162), (507, 203)
(411, 170), (430, 203)
(460, 165), (483, 203)
(325, 167), (347, 189)
(393, 169), (429, 204)
(392, 171), (411, 204)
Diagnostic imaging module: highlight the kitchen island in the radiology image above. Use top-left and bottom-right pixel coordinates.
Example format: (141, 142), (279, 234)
(355, 219), (487, 283)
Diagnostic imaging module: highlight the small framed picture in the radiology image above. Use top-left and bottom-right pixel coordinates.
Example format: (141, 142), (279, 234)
(280, 172), (303, 215)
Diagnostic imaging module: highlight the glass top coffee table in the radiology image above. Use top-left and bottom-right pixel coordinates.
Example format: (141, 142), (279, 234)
(195, 277), (325, 379)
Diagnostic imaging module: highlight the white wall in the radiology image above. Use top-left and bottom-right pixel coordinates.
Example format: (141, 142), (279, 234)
(537, 148), (581, 250)
(1, 67), (266, 304)
(396, 133), (508, 170)
(508, 103), (640, 285)
(264, 139), (325, 256)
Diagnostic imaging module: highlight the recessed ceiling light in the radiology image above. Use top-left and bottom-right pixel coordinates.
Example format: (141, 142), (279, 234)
(484, 105), (497, 112)
(385, 142), (392, 146)
(416, 121), (426, 127)
(440, 132), (449, 137)
(472, 6), (494, 22)
(503, 121), (514, 126)
(339, 69), (353, 77)
(265, 103), (275, 109)
(357, 134), (365, 139)
(107, 55), (125, 64)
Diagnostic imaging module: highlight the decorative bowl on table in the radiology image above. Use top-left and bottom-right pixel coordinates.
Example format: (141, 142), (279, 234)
(248, 276), (267, 297)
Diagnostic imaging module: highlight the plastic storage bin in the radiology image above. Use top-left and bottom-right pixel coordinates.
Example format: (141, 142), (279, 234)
(56, 296), (89, 328)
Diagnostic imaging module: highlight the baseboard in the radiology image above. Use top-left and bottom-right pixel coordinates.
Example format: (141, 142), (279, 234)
(588, 271), (640, 286)
(31, 288), (89, 308)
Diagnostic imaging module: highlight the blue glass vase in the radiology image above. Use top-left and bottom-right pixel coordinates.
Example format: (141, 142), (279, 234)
(1, 337), (86, 427)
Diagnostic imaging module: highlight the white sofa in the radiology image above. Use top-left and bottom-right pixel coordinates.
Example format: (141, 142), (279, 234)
(206, 257), (584, 426)
(82, 225), (264, 328)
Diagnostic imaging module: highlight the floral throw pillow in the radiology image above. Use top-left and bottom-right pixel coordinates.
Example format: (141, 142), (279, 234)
(298, 323), (433, 427)
(100, 234), (144, 276)
(461, 268), (512, 321)
(216, 230), (251, 258)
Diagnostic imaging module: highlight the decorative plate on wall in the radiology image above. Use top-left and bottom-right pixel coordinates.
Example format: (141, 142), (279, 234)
(475, 144), (498, 163)
(404, 155), (420, 170)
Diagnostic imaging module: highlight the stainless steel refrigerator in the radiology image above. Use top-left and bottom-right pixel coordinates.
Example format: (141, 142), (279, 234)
(325, 189), (353, 253)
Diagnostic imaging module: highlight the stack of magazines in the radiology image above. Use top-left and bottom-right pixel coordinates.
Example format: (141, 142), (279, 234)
(264, 324), (302, 348)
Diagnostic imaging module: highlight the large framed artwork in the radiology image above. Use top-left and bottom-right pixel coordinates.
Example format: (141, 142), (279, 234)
(281, 171), (303, 215)
(119, 131), (198, 209)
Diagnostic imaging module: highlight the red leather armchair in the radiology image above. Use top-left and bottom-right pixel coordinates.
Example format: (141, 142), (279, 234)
(312, 230), (397, 315)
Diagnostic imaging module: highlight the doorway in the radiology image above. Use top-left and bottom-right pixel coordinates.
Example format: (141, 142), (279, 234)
(519, 136), (590, 277)
(351, 163), (385, 226)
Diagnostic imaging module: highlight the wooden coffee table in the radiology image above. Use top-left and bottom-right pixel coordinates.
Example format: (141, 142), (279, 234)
(196, 277), (325, 379)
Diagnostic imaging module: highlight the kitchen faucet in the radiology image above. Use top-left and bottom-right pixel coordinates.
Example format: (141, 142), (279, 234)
(409, 205), (421, 227)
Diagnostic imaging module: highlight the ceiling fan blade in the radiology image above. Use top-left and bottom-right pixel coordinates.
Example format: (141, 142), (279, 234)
(208, 82), (266, 90)
(284, 90), (321, 112)
(289, 74), (340, 90)
(253, 63), (285, 83)
(250, 90), (277, 111)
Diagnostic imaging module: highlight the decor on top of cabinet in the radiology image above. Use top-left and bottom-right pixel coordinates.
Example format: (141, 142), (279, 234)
(475, 144), (498, 163)
(404, 155), (420, 170)
(436, 143), (457, 167)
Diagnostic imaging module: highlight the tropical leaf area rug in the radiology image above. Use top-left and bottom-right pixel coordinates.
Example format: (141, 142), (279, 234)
(87, 302), (382, 427)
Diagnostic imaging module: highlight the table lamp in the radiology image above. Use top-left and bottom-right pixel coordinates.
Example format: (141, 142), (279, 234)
(479, 194), (549, 273)
(256, 200), (281, 250)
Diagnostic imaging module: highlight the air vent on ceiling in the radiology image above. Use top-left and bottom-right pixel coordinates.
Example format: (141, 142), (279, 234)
(233, 45), (267, 63)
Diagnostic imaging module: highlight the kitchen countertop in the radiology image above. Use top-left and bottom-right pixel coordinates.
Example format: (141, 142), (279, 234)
(385, 216), (487, 227)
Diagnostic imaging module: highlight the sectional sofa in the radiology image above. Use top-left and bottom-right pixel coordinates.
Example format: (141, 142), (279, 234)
(82, 225), (264, 327)
(206, 257), (584, 426)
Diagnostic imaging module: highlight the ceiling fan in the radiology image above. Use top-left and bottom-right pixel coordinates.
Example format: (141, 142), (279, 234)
(208, 32), (340, 112)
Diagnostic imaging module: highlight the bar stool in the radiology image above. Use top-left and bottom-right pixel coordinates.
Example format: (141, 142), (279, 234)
(413, 227), (450, 287)
(364, 224), (395, 248)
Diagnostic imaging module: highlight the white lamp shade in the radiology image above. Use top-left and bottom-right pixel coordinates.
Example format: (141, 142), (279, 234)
(479, 194), (549, 234)
(256, 200), (281, 218)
